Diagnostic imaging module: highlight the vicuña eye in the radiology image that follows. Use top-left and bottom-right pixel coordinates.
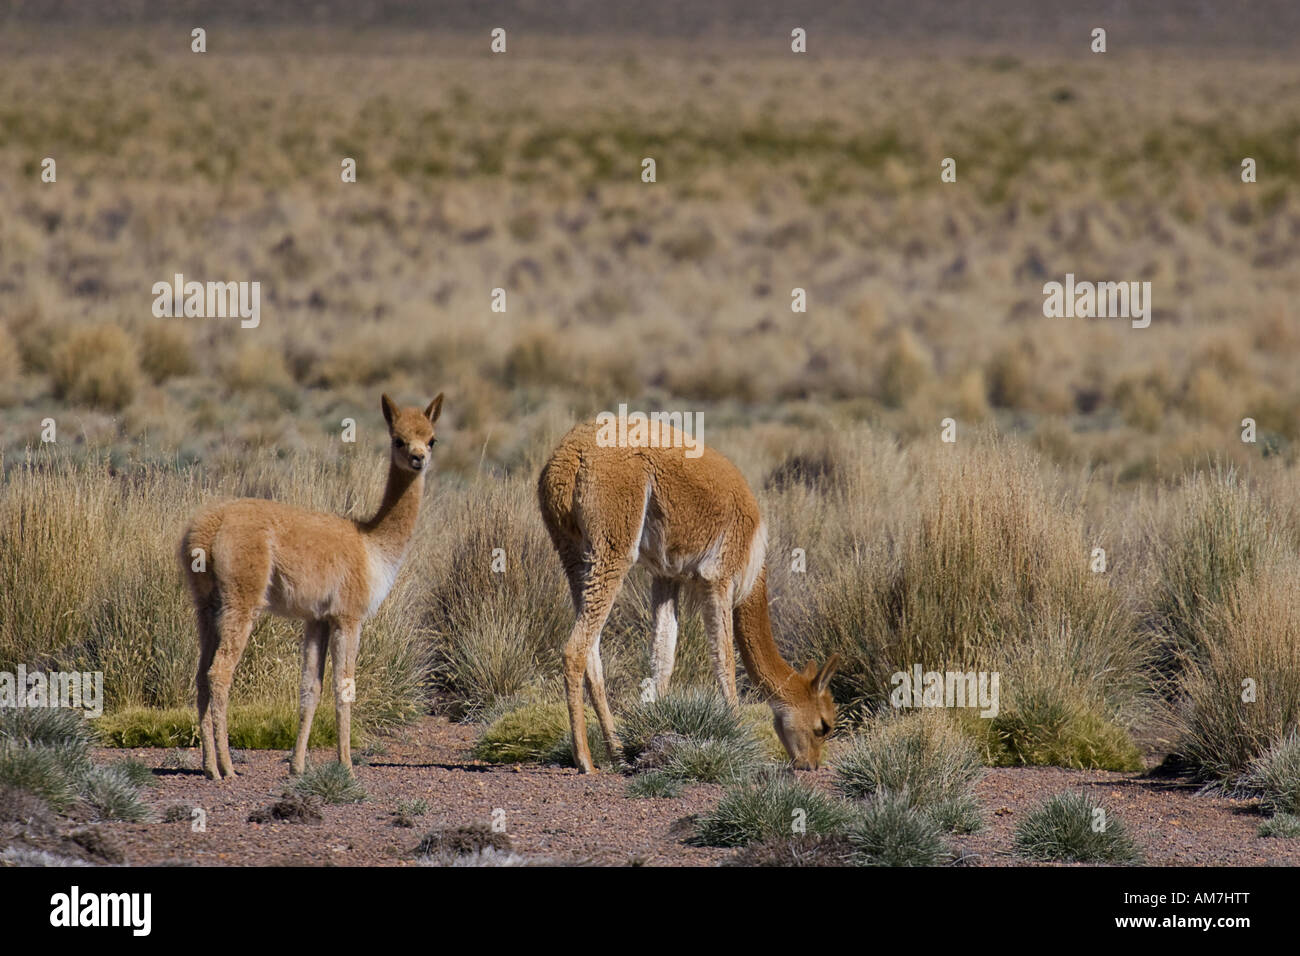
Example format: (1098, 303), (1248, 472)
(394, 438), (406, 448)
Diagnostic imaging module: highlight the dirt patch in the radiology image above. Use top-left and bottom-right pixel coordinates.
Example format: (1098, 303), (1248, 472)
(60, 717), (1300, 867)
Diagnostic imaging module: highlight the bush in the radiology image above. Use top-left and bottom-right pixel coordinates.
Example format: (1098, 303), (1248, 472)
(1014, 791), (1140, 863)
(49, 323), (141, 410)
(618, 689), (749, 761)
(1240, 732), (1300, 815)
(426, 483), (573, 718)
(844, 791), (949, 866)
(138, 324), (196, 382)
(0, 745), (76, 810)
(293, 762), (366, 804)
(1153, 468), (1277, 669)
(795, 442), (1146, 748)
(692, 770), (855, 847)
(1174, 559), (1300, 781)
(659, 736), (762, 784)
(473, 700), (608, 767)
(834, 712), (983, 814)
(1258, 813), (1300, 839)
(80, 764), (151, 822)
(626, 771), (684, 799)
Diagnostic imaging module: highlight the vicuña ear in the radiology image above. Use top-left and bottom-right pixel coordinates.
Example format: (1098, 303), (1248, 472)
(813, 654), (840, 694)
(425, 392), (444, 424)
(381, 393), (397, 427)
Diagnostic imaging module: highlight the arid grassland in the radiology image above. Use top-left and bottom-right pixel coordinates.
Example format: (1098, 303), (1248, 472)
(2, 21), (1300, 865)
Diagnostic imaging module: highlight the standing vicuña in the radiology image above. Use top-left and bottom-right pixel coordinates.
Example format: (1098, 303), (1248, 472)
(180, 393), (443, 779)
(538, 420), (838, 773)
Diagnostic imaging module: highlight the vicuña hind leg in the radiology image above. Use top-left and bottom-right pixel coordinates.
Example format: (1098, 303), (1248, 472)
(701, 583), (739, 706)
(563, 552), (629, 773)
(194, 601), (220, 780)
(209, 606), (257, 779)
(290, 620), (329, 775)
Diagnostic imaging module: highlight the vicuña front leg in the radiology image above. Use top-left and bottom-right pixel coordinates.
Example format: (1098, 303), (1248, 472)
(331, 619), (362, 775)
(290, 621), (329, 775)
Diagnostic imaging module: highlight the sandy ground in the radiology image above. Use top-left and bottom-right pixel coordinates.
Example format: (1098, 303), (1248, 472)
(80, 717), (1300, 867)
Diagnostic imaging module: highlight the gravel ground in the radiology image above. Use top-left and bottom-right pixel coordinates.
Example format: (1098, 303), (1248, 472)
(81, 717), (1300, 867)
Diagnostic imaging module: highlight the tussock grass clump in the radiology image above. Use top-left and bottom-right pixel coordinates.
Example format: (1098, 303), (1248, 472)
(138, 324), (196, 382)
(0, 745), (77, 811)
(1174, 560), (1300, 781)
(293, 762), (366, 804)
(1240, 732), (1300, 816)
(1154, 468), (1277, 670)
(80, 764), (151, 822)
(0, 706), (97, 753)
(844, 791), (950, 866)
(425, 483), (573, 718)
(619, 690), (764, 783)
(796, 442), (1147, 768)
(692, 770), (855, 847)
(834, 712), (983, 831)
(659, 736), (761, 784)
(626, 771), (684, 799)
(618, 689), (748, 761)
(49, 323), (141, 411)
(1014, 791), (1140, 863)
(1258, 813), (1300, 839)
(473, 700), (608, 767)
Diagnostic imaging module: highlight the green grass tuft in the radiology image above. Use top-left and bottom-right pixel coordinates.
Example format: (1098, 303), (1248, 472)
(692, 769), (855, 847)
(626, 771), (684, 799)
(1014, 790), (1141, 863)
(293, 762), (366, 804)
(844, 791), (950, 866)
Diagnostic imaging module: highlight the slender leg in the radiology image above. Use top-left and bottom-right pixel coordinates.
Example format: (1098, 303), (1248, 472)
(210, 606), (256, 779)
(195, 601), (220, 780)
(649, 576), (681, 699)
(701, 583), (739, 706)
(563, 552), (629, 772)
(290, 620), (329, 775)
(585, 632), (623, 766)
(332, 619), (362, 774)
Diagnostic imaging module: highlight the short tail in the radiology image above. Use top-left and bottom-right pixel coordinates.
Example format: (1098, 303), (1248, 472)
(179, 508), (224, 606)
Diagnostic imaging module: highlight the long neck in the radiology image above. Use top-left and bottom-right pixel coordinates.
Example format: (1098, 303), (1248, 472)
(733, 568), (802, 703)
(361, 460), (424, 552)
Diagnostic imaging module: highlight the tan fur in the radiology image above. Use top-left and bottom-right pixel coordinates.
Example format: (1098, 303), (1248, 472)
(538, 420), (839, 772)
(181, 392), (443, 780)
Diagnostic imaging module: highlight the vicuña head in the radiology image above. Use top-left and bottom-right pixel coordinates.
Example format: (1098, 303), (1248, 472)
(538, 419), (839, 772)
(181, 391), (443, 780)
(771, 656), (839, 770)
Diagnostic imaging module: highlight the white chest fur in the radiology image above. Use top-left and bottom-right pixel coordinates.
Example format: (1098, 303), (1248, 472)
(363, 544), (404, 616)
